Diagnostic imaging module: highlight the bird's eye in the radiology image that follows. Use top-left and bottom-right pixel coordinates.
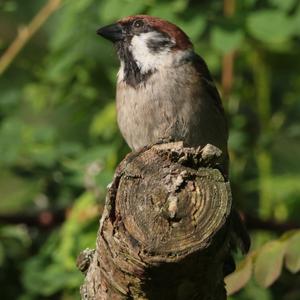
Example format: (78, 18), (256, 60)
(133, 20), (144, 28)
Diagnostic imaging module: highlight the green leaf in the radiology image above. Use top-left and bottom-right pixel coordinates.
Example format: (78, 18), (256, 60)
(89, 102), (117, 139)
(0, 242), (4, 266)
(254, 240), (286, 287)
(263, 175), (300, 203)
(292, 6), (300, 36)
(243, 0), (259, 8)
(211, 27), (244, 54)
(285, 231), (300, 273)
(55, 192), (98, 269)
(247, 10), (295, 43)
(23, 259), (80, 296)
(0, 225), (31, 260)
(1, 1), (17, 12)
(178, 17), (206, 40)
(148, 4), (176, 20)
(99, 0), (146, 23)
(225, 256), (253, 295)
(0, 225), (31, 245)
(269, 0), (297, 12)
(0, 172), (41, 214)
(0, 118), (22, 164)
(171, 0), (189, 13)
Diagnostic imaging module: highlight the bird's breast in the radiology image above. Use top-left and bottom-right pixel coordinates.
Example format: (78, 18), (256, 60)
(117, 67), (192, 150)
(116, 65), (227, 152)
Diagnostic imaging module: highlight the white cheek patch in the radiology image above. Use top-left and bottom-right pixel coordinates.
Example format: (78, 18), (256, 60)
(129, 32), (177, 74)
(117, 32), (194, 82)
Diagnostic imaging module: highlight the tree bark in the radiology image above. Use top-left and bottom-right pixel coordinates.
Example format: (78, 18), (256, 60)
(77, 142), (240, 300)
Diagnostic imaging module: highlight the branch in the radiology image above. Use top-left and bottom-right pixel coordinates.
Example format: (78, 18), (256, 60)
(0, 0), (61, 75)
(0, 209), (65, 229)
(221, 0), (236, 98)
(245, 213), (300, 233)
(77, 143), (248, 299)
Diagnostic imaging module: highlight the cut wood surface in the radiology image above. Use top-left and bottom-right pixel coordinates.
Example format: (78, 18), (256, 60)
(78, 142), (239, 300)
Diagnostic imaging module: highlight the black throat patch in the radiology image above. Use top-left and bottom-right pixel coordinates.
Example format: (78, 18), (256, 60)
(115, 41), (154, 87)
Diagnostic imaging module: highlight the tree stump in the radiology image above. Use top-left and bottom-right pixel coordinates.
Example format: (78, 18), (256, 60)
(77, 142), (245, 300)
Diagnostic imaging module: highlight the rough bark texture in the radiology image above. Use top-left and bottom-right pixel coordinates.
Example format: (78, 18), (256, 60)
(78, 142), (237, 300)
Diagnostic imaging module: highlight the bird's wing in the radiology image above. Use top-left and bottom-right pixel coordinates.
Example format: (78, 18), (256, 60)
(192, 53), (226, 116)
(191, 53), (229, 177)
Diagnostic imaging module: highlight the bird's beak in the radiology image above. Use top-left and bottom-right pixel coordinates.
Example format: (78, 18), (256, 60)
(97, 23), (124, 42)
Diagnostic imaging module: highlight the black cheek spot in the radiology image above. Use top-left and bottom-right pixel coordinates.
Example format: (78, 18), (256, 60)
(146, 38), (174, 53)
(116, 42), (155, 87)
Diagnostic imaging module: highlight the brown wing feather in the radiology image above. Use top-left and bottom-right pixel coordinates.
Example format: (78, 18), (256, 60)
(192, 54), (226, 116)
(191, 53), (229, 176)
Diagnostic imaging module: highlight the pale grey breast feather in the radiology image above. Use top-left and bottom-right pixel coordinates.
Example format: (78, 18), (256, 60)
(116, 61), (228, 154)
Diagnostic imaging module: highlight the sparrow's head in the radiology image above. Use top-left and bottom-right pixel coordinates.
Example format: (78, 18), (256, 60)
(97, 15), (194, 85)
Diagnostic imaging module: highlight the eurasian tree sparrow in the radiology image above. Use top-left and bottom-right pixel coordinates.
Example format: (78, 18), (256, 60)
(97, 14), (250, 265)
(97, 15), (229, 175)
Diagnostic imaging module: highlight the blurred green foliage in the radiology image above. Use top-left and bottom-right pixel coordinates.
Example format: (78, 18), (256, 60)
(0, 0), (300, 299)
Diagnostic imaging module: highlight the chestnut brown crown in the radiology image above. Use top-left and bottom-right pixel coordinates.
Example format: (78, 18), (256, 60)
(97, 15), (193, 51)
(118, 15), (193, 50)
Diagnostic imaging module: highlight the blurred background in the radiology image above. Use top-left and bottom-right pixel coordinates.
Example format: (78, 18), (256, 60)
(0, 0), (300, 299)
